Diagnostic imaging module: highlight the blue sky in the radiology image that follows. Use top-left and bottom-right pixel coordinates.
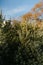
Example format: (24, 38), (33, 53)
(0, 0), (39, 19)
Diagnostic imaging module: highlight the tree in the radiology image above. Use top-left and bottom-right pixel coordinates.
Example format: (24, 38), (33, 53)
(0, 10), (5, 28)
(22, 0), (43, 21)
(32, 1), (43, 19)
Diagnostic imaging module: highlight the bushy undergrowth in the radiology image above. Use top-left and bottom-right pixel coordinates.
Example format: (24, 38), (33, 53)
(0, 20), (43, 65)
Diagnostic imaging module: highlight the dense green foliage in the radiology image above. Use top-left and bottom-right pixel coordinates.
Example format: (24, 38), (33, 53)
(0, 14), (43, 65)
